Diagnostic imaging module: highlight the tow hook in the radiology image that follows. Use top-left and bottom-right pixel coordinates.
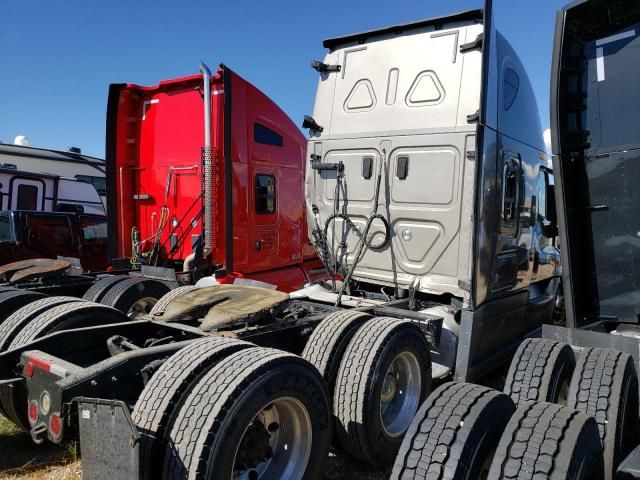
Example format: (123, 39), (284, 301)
(30, 423), (47, 444)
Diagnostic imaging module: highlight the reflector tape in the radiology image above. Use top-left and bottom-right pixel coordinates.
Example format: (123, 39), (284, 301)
(25, 355), (69, 378)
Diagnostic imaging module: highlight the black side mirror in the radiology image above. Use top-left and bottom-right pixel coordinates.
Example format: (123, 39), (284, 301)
(302, 115), (324, 133)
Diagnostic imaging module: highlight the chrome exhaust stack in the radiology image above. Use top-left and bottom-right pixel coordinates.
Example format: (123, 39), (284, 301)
(200, 61), (214, 257)
(184, 62), (214, 272)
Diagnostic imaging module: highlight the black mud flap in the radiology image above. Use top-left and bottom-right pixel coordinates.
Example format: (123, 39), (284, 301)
(76, 397), (140, 480)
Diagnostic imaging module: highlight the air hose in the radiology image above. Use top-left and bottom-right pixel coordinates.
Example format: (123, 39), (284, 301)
(330, 147), (390, 306)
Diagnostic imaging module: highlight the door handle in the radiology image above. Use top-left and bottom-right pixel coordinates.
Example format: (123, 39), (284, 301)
(397, 156), (409, 180)
(362, 157), (373, 179)
(255, 240), (262, 252)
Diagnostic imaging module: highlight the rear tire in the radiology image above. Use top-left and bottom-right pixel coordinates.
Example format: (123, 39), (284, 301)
(162, 348), (331, 480)
(334, 317), (432, 466)
(0, 296), (81, 352)
(302, 310), (372, 452)
(567, 348), (639, 480)
(133, 337), (254, 479)
(148, 285), (199, 317)
(301, 310), (372, 398)
(488, 402), (604, 480)
(100, 277), (171, 317)
(82, 275), (129, 302)
(1, 301), (128, 430)
(9, 301), (129, 349)
(391, 382), (515, 480)
(0, 290), (47, 326)
(504, 338), (575, 405)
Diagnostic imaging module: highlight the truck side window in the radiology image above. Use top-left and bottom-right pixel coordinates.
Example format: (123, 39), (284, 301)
(501, 154), (522, 236)
(17, 184), (38, 210)
(503, 67), (520, 111)
(255, 175), (276, 214)
(537, 173), (547, 222)
(79, 215), (108, 246)
(26, 215), (72, 245)
(254, 123), (284, 147)
(502, 163), (519, 222)
(75, 175), (107, 197)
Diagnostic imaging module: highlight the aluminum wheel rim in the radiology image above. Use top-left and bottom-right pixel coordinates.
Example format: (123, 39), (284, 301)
(232, 397), (312, 480)
(127, 297), (157, 319)
(380, 351), (421, 437)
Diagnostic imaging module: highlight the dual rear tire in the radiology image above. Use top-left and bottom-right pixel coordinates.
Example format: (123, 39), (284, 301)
(0, 300), (129, 430)
(393, 340), (639, 480)
(303, 311), (433, 466)
(83, 276), (171, 317)
(135, 310), (434, 478)
(134, 338), (332, 479)
(504, 340), (638, 480)
(392, 383), (605, 480)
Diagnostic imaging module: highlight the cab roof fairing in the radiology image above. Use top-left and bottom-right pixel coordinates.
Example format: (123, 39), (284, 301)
(322, 9), (484, 51)
(320, 5), (545, 156)
(493, 30), (546, 154)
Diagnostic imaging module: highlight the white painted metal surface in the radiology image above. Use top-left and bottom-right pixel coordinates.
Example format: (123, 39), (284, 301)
(307, 20), (483, 300)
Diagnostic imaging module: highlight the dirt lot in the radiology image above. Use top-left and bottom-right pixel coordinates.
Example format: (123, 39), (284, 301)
(0, 416), (80, 479)
(0, 415), (389, 480)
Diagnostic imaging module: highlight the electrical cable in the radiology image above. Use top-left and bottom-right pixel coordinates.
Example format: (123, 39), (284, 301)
(333, 148), (390, 306)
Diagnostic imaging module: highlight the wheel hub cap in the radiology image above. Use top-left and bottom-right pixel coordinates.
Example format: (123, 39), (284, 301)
(233, 397), (312, 480)
(380, 351), (422, 438)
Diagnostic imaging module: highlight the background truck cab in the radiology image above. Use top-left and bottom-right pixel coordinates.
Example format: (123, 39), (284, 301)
(106, 65), (325, 291)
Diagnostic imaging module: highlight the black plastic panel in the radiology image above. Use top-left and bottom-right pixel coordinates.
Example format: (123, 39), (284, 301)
(552, 0), (640, 326)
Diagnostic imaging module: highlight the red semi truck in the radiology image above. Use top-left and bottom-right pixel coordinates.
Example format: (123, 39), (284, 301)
(105, 64), (324, 292)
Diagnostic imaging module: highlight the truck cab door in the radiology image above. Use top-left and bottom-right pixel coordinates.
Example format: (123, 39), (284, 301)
(252, 173), (279, 266)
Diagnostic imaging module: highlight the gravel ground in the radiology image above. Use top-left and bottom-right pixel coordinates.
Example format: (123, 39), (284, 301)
(324, 453), (391, 479)
(1, 414), (392, 479)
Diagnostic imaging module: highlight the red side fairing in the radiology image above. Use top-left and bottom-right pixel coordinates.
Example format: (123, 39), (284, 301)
(224, 68), (310, 274)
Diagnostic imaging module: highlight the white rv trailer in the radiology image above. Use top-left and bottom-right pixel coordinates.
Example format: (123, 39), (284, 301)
(0, 167), (105, 216)
(0, 143), (106, 206)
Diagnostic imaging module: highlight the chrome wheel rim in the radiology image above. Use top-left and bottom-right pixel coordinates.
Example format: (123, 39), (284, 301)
(127, 297), (157, 319)
(232, 397), (312, 480)
(380, 351), (422, 437)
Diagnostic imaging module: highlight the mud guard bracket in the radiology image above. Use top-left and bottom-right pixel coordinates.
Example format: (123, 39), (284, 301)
(75, 397), (140, 480)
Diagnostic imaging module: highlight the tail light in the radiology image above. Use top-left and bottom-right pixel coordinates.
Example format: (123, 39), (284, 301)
(28, 400), (39, 426)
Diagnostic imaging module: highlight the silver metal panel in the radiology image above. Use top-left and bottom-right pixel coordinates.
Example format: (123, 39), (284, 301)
(307, 21), (483, 299)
